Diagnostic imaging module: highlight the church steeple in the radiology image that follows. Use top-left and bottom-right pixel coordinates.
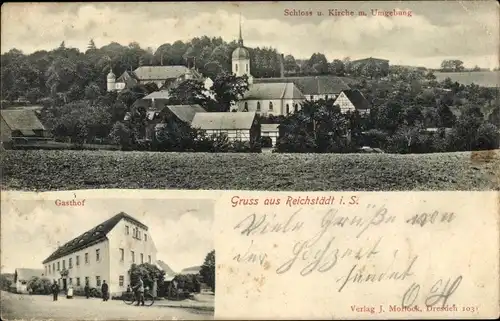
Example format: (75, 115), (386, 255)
(238, 13), (244, 46)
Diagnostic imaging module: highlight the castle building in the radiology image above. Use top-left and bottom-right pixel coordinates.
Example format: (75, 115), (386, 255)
(42, 212), (158, 296)
(106, 65), (213, 93)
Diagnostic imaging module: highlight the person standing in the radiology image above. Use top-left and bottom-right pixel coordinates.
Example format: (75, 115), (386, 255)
(133, 277), (145, 306)
(101, 280), (109, 301)
(84, 281), (90, 299)
(51, 280), (60, 301)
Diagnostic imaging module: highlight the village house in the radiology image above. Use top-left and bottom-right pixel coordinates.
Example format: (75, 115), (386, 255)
(13, 268), (45, 294)
(191, 111), (260, 144)
(124, 104), (206, 141)
(0, 109), (47, 145)
(254, 76), (351, 102)
(332, 89), (371, 115)
(42, 212), (157, 297)
(261, 123), (280, 147)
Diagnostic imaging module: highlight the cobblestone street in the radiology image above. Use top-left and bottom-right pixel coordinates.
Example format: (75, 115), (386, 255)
(1, 291), (213, 320)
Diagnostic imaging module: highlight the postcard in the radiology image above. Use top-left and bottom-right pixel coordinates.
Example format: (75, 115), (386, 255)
(1, 0), (499, 320)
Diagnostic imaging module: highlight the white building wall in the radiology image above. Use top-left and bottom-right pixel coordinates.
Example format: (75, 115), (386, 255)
(107, 219), (158, 295)
(233, 59), (250, 78)
(306, 93), (338, 101)
(44, 241), (111, 292)
(205, 129), (251, 142)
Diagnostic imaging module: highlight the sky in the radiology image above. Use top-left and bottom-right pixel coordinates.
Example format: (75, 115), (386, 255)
(0, 1), (499, 69)
(1, 197), (214, 274)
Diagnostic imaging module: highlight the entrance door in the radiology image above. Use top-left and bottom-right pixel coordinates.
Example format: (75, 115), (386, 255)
(62, 279), (67, 292)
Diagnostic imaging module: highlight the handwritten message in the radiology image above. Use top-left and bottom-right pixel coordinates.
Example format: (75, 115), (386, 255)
(215, 192), (498, 319)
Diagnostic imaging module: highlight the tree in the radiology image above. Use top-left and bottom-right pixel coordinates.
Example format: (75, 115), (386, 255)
(27, 277), (52, 294)
(0, 274), (13, 291)
(283, 54), (299, 74)
(329, 59), (345, 76)
(210, 73), (249, 112)
(109, 121), (132, 149)
(200, 250), (215, 292)
(437, 103), (456, 128)
(440, 59), (465, 72)
(128, 263), (165, 291)
(168, 79), (210, 106)
(87, 39), (97, 52)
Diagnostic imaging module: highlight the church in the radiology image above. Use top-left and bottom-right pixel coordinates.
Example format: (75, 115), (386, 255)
(230, 19), (370, 117)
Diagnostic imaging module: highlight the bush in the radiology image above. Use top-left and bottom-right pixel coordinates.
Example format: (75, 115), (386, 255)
(27, 277), (52, 294)
(362, 129), (388, 148)
(260, 136), (273, 148)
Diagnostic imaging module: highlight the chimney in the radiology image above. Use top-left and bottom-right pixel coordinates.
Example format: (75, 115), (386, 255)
(279, 53), (285, 78)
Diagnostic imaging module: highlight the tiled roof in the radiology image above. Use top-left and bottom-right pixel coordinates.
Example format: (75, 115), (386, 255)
(243, 83), (305, 100)
(15, 268), (44, 282)
(165, 105), (206, 124)
(133, 66), (190, 81)
(117, 71), (139, 87)
(1, 109), (46, 131)
(261, 124), (280, 132)
(157, 260), (176, 276)
(351, 57), (389, 64)
(179, 266), (201, 275)
(191, 112), (256, 130)
(42, 212), (148, 264)
(338, 89), (371, 110)
(254, 76), (350, 95)
(143, 91), (171, 100)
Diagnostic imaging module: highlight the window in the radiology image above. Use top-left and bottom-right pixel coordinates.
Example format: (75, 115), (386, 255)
(69, 278), (73, 285)
(131, 251), (135, 263)
(96, 276), (101, 287)
(148, 255), (151, 264)
(120, 248), (124, 262)
(235, 64), (238, 72)
(52, 263), (55, 272)
(269, 102), (273, 111)
(144, 234), (148, 242)
(257, 102), (261, 111)
(76, 256), (80, 266)
(141, 253), (144, 264)
(286, 104), (290, 114)
(85, 277), (89, 286)
(62, 260), (66, 270)
(57, 262), (60, 271)
(48, 265), (51, 274)
(96, 249), (100, 262)
(310, 95), (314, 100)
(85, 253), (89, 264)
(45, 266), (47, 275)
(69, 258), (72, 269)
(244, 102), (248, 112)
(294, 104), (299, 112)
(125, 225), (129, 235)
(119, 276), (124, 287)
(76, 278), (81, 286)
(325, 95), (329, 100)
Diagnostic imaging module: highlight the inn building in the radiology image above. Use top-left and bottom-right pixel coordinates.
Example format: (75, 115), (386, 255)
(42, 212), (157, 296)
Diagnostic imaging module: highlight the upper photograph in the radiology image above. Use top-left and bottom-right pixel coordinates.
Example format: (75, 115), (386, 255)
(1, 1), (499, 191)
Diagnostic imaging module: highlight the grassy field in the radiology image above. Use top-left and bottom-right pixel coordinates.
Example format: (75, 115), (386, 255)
(433, 71), (499, 88)
(2, 150), (499, 191)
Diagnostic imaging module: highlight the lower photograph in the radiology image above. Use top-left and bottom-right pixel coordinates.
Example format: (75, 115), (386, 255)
(0, 195), (215, 320)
